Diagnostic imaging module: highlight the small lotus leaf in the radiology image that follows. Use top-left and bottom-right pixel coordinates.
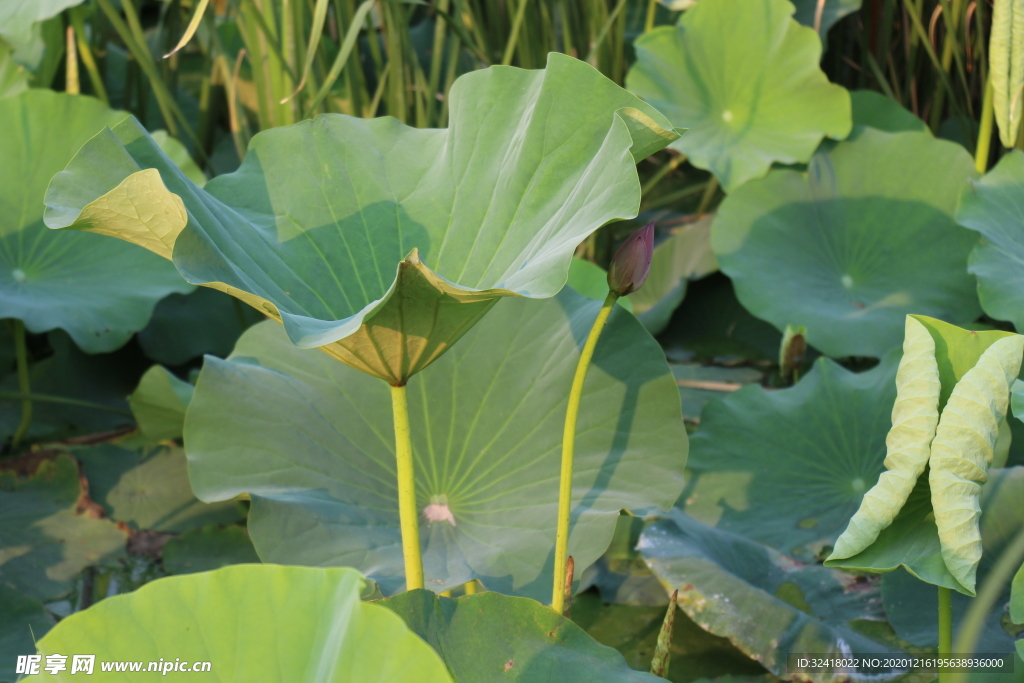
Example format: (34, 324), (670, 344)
(129, 366), (194, 442)
(638, 512), (898, 683)
(45, 54), (678, 383)
(1, 90), (192, 353)
(380, 590), (661, 682)
(827, 317), (1024, 596)
(713, 128), (980, 358)
(184, 289), (687, 598)
(850, 90), (928, 133)
(0, 453), (126, 601)
(956, 151), (1024, 332)
(626, 0), (851, 191)
(162, 525), (260, 576)
(35, 565), (454, 682)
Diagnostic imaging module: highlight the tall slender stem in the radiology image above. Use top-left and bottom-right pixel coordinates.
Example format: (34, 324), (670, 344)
(551, 290), (618, 612)
(975, 78), (995, 174)
(937, 586), (953, 683)
(390, 383), (424, 590)
(11, 320), (32, 450)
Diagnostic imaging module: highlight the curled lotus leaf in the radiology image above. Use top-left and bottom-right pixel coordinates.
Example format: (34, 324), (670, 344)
(626, 0), (851, 191)
(827, 316), (1024, 596)
(1, 90), (191, 353)
(34, 565), (454, 682)
(44, 54), (679, 384)
(183, 289), (687, 598)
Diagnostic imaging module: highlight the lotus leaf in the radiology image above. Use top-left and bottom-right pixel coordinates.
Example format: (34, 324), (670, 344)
(638, 512), (898, 683)
(1, 90), (192, 354)
(0, 0), (84, 46)
(1014, 560), (1023, 624)
(713, 128), (980, 358)
(137, 287), (263, 366)
(850, 90), (928, 133)
(827, 317), (1024, 596)
(380, 589), (661, 682)
(128, 366), (194, 442)
(791, 0), (861, 36)
(35, 565), (454, 682)
(626, 0), (850, 192)
(45, 54), (679, 384)
(956, 151), (1024, 332)
(0, 39), (27, 99)
(0, 453), (126, 601)
(671, 363), (763, 424)
(0, 584), (54, 683)
(990, 0), (1024, 148)
(585, 515), (667, 606)
(162, 525), (260, 576)
(184, 289), (687, 597)
(74, 442), (242, 533)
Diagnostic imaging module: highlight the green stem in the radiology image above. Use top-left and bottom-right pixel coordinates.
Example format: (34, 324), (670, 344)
(501, 0), (531, 66)
(10, 320), (32, 450)
(938, 586), (953, 683)
(0, 391), (133, 417)
(644, 0), (657, 32)
(390, 383), (424, 590)
(949, 526), (1024, 683)
(975, 78), (995, 174)
(551, 289), (619, 612)
(640, 153), (685, 197)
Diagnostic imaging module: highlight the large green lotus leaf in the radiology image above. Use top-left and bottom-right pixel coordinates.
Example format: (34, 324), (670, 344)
(626, 0), (850, 192)
(185, 289), (688, 597)
(827, 318), (1023, 595)
(956, 151), (1024, 331)
(162, 525), (260, 576)
(683, 350), (900, 561)
(380, 589), (661, 681)
(35, 565), (454, 682)
(638, 512), (899, 683)
(128, 365), (194, 442)
(137, 287), (264, 366)
(0, 331), (140, 445)
(74, 442), (243, 533)
(0, 453), (126, 601)
(0, 0), (84, 45)
(882, 466), (1024, 651)
(0, 584), (54, 683)
(713, 128), (980, 358)
(0, 38), (28, 99)
(45, 54), (679, 384)
(0, 90), (191, 354)
(850, 90), (928, 134)
(571, 592), (771, 682)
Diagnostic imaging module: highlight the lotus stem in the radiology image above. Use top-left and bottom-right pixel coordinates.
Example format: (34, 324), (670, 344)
(949, 526), (1024, 683)
(10, 320), (32, 451)
(463, 580), (478, 595)
(937, 586), (953, 683)
(0, 391), (132, 417)
(551, 290), (619, 613)
(389, 383), (424, 590)
(975, 78), (994, 174)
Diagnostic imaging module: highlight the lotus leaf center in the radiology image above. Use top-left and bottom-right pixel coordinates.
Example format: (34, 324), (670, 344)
(12, 268), (27, 284)
(721, 109), (734, 123)
(841, 274), (853, 289)
(851, 477), (866, 494)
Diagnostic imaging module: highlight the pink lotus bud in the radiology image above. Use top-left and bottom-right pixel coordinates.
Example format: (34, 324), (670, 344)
(607, 221), (655, 296)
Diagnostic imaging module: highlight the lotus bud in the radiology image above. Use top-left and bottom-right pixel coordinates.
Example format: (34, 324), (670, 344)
(607, 221), (655, 296)
(779, 324), (807, 382)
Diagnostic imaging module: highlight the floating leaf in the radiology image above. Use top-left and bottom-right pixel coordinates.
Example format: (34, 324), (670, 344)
(850, 90), (928, 133)
(713, 128), (980, 358)
(35, 565), (454, 682)
(990, 0), (1024, 148)
(0, 453), (126, 601)
(129, 366), (194, 442)
(683, 350), (899, 560)
(626, 0), (850, 192)
(0, 585), (54, 683)
(185, 289), (687, 597)
(162, 525), (260, 576)
(381, 589), (661, 682)
(827, 317), (1024, 596)
(956, 151), (1024, 332)
(585, 515), (668, 606)
(1, 91), (191, 354)
(75, 442), (242, 533)
(639, 512), (898, 683)
(45, 54), (678, 384)
(671, 363), (763, 424)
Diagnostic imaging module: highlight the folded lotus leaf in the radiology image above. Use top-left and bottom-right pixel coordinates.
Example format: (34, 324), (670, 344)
(828, 317), (940, 560)
(1, 90), (192, 353)
(990, 0), (1024, 147)
(35, 565), (453, 682)
(44, 53), (679, 384)
(827, 316), (1024, 596)
(626, 0), (850, 191)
